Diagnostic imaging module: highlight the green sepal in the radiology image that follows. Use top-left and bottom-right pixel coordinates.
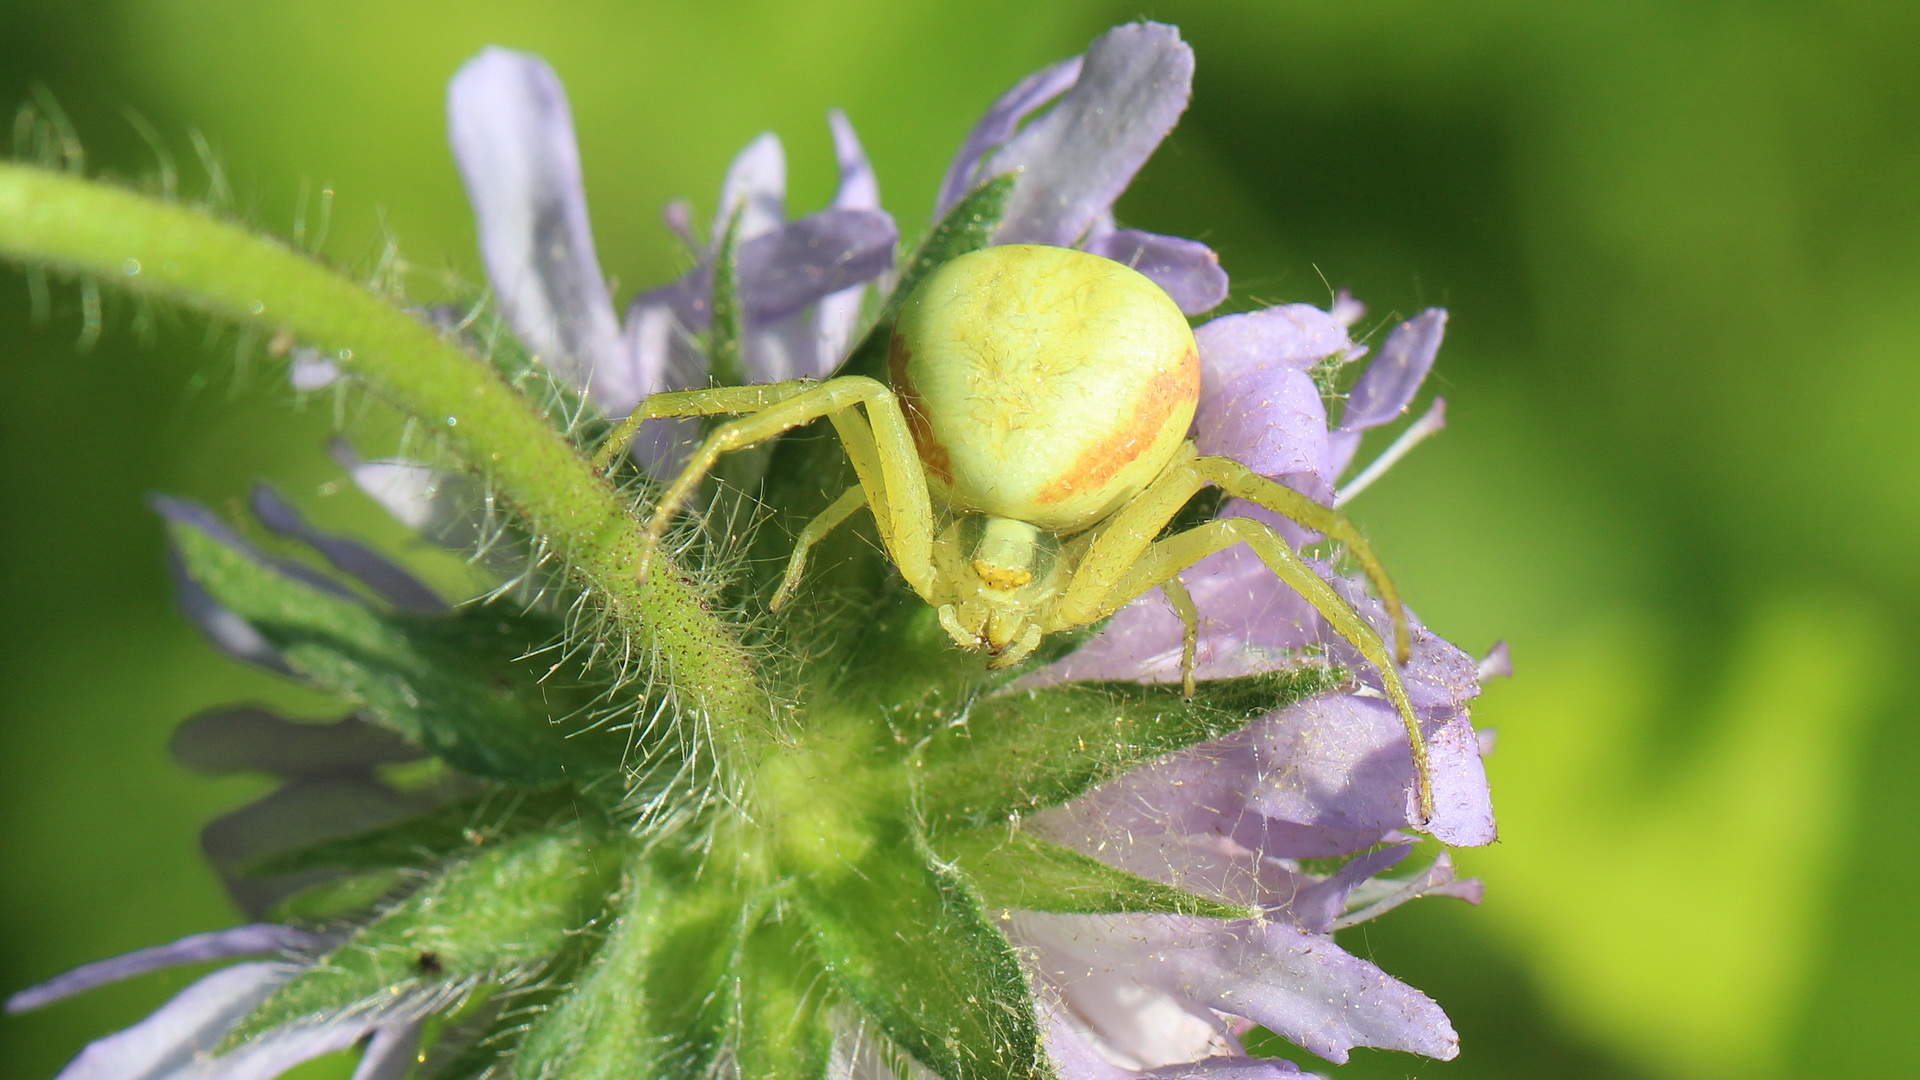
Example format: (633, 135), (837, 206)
(917, 667), (1346, 827)
(799, 823), (1050, 1080)
(510, 852), (670, 1080)
(264, 867), (408, 924)
(709, 207), (746, 388)
(227, 825), (621, 1045)
(839, 175), (1015, 381)
(936, 825), (1254, 919)
(162, 503), (630, 786)
(247, 786), (605, 876)
(730, 910), (834, 1080)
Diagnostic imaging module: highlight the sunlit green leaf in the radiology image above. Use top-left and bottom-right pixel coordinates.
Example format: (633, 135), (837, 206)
(937, 825), (1253, 919)
(800, 824), (1049, 1080)
(229, 826), (620, 1044)
(918, 667), (1344, 826)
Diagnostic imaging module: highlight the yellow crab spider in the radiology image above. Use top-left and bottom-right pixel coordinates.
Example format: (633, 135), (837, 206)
(598, 245), (1433, 821)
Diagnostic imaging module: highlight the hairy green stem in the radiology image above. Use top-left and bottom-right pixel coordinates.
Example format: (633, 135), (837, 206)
(0, 164), (771, 751)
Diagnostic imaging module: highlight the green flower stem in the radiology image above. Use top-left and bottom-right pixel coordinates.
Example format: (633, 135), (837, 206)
(0, 164), (772, 753)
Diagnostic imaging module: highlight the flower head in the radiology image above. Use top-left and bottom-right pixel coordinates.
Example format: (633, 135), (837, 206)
(13, 21), (1497, 1080)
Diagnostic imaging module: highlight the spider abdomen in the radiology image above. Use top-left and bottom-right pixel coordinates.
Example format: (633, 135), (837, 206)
(891, 244), (1199, 534)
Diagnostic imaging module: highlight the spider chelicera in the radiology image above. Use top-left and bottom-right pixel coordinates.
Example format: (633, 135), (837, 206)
(597, 244), (1434, 821)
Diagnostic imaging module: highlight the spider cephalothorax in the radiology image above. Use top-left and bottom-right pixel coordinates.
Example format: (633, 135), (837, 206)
(602, 244), (1436, 819)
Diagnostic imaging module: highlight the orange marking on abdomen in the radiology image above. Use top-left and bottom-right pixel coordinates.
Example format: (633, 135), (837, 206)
(1035, 346), (1199, 505)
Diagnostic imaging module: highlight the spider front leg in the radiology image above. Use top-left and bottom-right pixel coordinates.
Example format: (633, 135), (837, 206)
(629, 376), (937, 599)
(1053, 444), (1434, 823)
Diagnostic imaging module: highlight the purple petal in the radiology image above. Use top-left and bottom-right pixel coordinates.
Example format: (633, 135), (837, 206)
(248, 485), (445, 613)
(817, 110), (882, 375)
(1326, 309), (1446, 477)
(1031, 937), (1234, 1069)
(1338, 309), (1446, 433)
(989, 23), (1194, 246)
(154, 495), (361, 674)
(1022, 914), (1457, 1064)
(829, 109), (879, 212)
(935, 56), (1082, 215)
(716, 132), (787, 242)
(448, 48), (626, 402)
(1284, 843), (1412, 934)
(44, 963), (287, 1080)
(332, 446), (497, 558)
(8, 929), (314, 1015)
(1082, 227), (1228, 314)
(1194, 367), (1331, 486)
(1477, 641), (1513, 682)
(738, 209), (897, 328)
(1247, 696), (1496, 848)
(1332, 852), (1484, 931)
(1143, 1058), (1304, 1080)
(201, 776), (437, 917)
(153, 496), (360, 604)
(192, 1015), (386, 1080)
(287, 347), (341, 391)
(171, 709), (423, 779)
(1330, 291), (1365, 328)
(1195, 305), (1352, 384)
(165, 548), (288, 673)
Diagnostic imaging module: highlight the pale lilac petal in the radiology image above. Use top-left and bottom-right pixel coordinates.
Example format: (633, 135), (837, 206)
(617, 289), (701, 470)
(448, 48), (625, 400)
(1326, 310), (1445, 476)
(1194, 368), (1330, 485)
(989, 24), (1193, 246)
(817, 110), (881, 374)
(1195, 305), (1352, 385)
(154, 495), (354, 674)
(8, 930), (314, 1015)
(350, 1018), (425, 1080)
(153, 496), (359, 604)
(1338, 310), (1446, 433)
(1082, 227), (1227, 314)
(1332, 852), (1484, 931)
(1041, 1005), (1132, 1080)
(1247, 697), (1495, 848)
(1142, 1058), (1303, 1080)
(738, 209), (897, 328)
(1329, 291), (1364, 328)
(201, 775), (432, 917)
(1020, 914), (1457, 1064)
(1476, 641), (1513, 682)
(170, 709), (423, 778)
(332, 446), (495, 557)
(177, 1015), (382, 1080)
(46, 963), (286, 1080)
(716, 132), (787, 242)
(829, 109), (879, 211)
(663, 198), (700, 250)
(287, 348), (340, 391)
(165, 553), (286, 673)
(248, 485), (445, 613)
(935, 56), (1082, 215)
(1284, 843), (1411, 934)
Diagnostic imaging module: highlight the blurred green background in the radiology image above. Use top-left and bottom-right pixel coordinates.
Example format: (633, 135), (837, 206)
(2, 1), (1915, 1077)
